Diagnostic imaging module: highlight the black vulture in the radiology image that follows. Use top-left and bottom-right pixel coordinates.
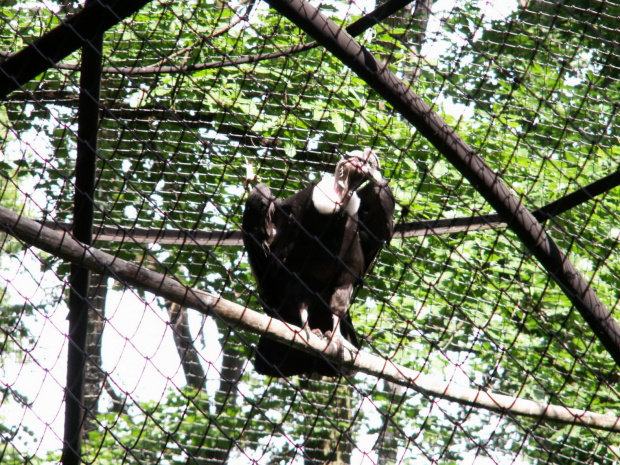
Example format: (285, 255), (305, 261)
(242, 149), (395, 376)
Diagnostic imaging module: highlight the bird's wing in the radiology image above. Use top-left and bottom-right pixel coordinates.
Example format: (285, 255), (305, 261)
(242, 183), (277, 290)
(356, 179), (396, 273)
(242, 183), (313, 310)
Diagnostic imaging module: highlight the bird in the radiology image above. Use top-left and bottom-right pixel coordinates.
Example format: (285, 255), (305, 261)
(242, 148), (395, 377)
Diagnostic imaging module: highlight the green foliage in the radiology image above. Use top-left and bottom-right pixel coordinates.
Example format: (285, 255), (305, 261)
(79, 389), (242, 464)
(1, 0), (620, 463)
(76, 381), (363, 464)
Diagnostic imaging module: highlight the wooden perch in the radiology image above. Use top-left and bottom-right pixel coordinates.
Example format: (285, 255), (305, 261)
(1, 205), (619, 432)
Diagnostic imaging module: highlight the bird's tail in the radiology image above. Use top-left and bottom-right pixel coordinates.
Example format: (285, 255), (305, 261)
(254, 318), (359, 377)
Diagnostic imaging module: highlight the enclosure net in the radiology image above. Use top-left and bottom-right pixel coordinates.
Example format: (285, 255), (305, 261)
(0, 0), (619, 463)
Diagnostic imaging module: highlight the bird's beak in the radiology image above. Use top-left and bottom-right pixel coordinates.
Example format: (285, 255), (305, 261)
(337, 163), (348, 189)
(347, 157), (364, 170)
(360, 163), (382, 183)
(359, 153), (382, 182)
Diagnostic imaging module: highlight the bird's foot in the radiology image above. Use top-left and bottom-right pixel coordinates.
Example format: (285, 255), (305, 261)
(323, 331), (345, 362)
(311, 328), (324, 338)
(298, 324), (323, 343)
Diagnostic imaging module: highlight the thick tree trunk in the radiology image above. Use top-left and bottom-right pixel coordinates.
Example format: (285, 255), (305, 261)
(376, 380), (406, 465)
(215, 330), (245, 408)
(303, 379), (355, 465)
(377, 0), (434, 85)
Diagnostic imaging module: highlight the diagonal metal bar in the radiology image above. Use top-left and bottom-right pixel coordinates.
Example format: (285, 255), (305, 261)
(396, 168), (620, 237)
(0, 0), (152, 99)
(263, 0), (620, 365)
(533, 169), (620, 222)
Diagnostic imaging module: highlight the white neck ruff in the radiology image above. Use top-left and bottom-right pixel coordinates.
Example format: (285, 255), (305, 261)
(311, 174), (360, 216)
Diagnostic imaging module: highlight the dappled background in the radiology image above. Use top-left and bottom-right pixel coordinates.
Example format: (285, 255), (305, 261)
(1, 0), (619, 463)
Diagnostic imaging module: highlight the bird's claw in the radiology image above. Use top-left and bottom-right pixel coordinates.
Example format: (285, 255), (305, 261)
(323, 331), (344, 361)
(299, 324), (323, 342)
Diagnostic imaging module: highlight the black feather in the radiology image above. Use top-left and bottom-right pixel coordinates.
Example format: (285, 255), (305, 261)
(242, 154), (395, 377)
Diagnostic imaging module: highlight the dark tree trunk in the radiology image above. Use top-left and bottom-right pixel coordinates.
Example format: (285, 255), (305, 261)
(215, 331), (245, 408)
(168, 302), (206, 390)
(303, 379), (355, 465)
(376, 380), (406, 465)
(377, 0), (434, 85)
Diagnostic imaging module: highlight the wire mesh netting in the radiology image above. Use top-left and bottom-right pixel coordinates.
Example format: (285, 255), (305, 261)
(0, 0), (619, 463)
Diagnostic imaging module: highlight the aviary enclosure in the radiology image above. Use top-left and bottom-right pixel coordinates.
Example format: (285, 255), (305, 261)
(0, 0), (619, 463)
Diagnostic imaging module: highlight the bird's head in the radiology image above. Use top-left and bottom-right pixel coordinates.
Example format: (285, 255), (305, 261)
(313, 148), (383, 215)
(334, 148), (382, 195)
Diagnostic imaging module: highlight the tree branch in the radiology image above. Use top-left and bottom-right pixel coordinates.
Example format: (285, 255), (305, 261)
(1, 204), (619, 432)
(167, 302), (206, 390)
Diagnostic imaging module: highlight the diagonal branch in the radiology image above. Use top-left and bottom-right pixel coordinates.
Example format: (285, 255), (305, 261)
(1, 204), (619, 432)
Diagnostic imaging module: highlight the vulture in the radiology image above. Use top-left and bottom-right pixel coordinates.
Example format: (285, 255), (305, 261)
(242, 149), (395, 377)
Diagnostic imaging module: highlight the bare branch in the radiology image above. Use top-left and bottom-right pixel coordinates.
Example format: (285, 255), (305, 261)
(2, 204), (619, 432)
